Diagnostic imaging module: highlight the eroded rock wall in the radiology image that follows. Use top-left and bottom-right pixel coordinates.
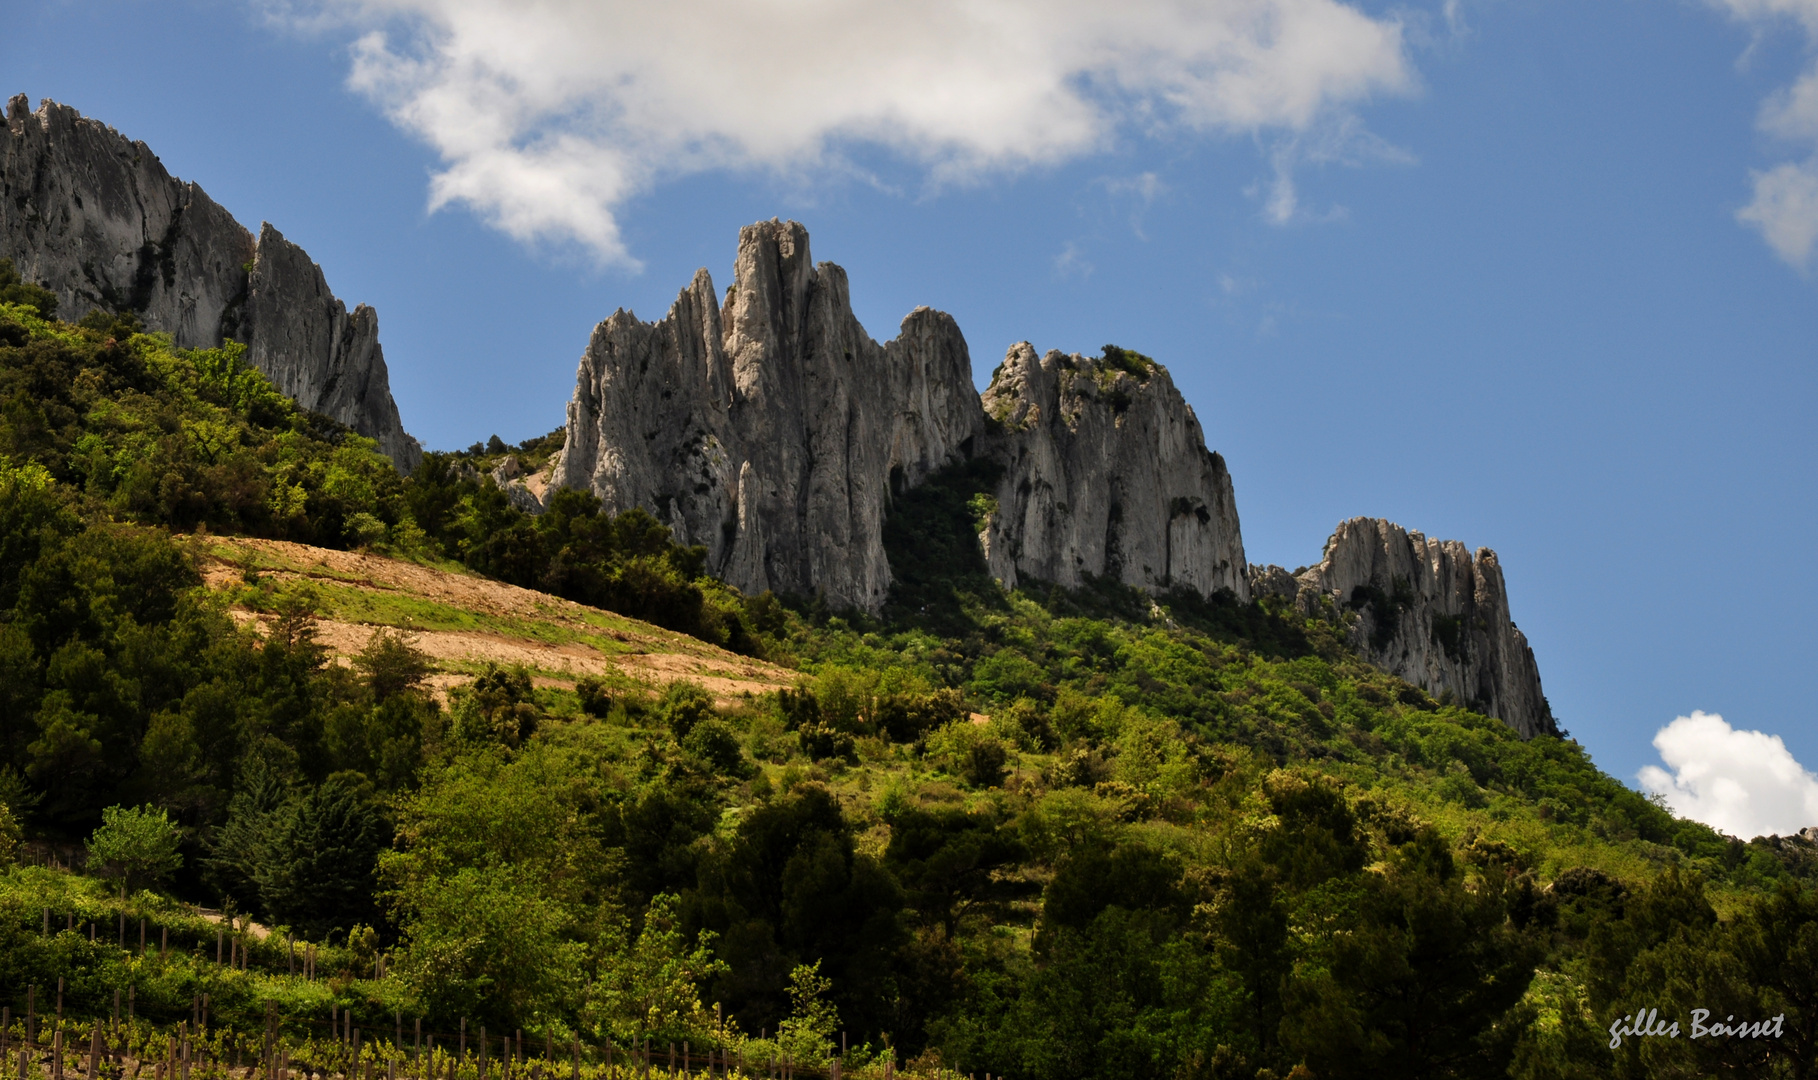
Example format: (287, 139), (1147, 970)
(979, 344), (1248, 600)
(551, 220), (984, 610)
(1, 95), (420, 470)
(1251, 517), (1555, 737)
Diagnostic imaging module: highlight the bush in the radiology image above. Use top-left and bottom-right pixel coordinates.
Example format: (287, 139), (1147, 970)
(875, 689), (964, 744)
(798, 721), (856, 763)
(656, 680), (715, 740)
(0, 259), (58, 318)
(682, 719), (752, 779)
(927, 721), (1010, 788)
(575, 677), (613, 718)
(0, 802), (21, 866)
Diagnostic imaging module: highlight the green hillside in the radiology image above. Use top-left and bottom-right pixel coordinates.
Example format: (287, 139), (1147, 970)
(1, 283), (1814, 1080)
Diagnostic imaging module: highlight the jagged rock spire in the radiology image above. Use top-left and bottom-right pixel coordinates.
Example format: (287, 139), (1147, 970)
(551, 220), (1250, 612)
(551, 220), (983, 609)
(979, 343), (1248, 599)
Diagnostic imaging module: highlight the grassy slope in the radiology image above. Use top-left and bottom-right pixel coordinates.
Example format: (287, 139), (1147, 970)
(196, 535), (794, 697)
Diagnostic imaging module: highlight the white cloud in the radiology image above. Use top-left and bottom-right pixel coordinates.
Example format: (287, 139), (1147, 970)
(1738, 159), (1818, 266)
(1709, 0), (1818, 269)
(269, 0), (1416, 265)
(1638, 710), (1818, 840)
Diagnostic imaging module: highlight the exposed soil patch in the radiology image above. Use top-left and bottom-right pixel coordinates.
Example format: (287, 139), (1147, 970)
(205, 537), (794, 700)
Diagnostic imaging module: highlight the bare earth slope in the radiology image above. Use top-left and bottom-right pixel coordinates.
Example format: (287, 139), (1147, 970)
(196, 536), (793, 700)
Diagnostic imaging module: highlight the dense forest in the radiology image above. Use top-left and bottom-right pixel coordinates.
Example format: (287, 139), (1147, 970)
(2, 276), (1816, 1080)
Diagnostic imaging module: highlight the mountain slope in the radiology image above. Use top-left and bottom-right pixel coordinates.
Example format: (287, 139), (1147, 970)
(5, 245), (1818, 1080)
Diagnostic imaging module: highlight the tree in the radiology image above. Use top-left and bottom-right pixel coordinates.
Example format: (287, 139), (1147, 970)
(778, 960), (841, 1065)
(256, 773), (387, 938)
(85, 804), (182, 899)
(886, 806), (1028, 939)
(588, 894), (728, 1044)
(354, 629), (434, 702)
(0, 259), (58, 317)
(0, 801), (20, 866)
(657, 680), (716, 740)
(202, 755), (291, 910)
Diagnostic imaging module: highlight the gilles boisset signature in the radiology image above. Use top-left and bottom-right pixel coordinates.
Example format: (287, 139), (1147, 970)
(1609, 1008), (1786, 1048)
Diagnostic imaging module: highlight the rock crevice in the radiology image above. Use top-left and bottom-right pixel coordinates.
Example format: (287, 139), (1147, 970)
(1, 95), (420, 470)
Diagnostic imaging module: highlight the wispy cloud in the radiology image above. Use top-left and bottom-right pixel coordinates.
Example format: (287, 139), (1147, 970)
(267, 0), (1417, 265)
(1053, 242), (1094, 280)
(1100, 172), (1169, 237)
(1709, 0), (1818, 270)
(1250, 114), (1411, 224)
(1638, 710), (1818, 840)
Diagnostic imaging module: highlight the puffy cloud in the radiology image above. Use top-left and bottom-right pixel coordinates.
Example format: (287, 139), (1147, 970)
(1709, 0), (1818, 269)
(1638, 710), (1818, 840)
(270, 0), (1416, 264)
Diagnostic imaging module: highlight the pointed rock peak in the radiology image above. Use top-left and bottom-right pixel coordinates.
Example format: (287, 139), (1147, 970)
(725, 219), (815, 364)
(736, 218), (811, 268)
(977, 338), (1246, 600)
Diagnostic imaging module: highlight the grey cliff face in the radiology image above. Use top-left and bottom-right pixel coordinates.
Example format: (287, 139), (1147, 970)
(239, 223), (417, 470)
(978, 344), (1248, 601)
(1251, 517), (1556, 738)
(552, 220), (1252, 614)
(552, 220), (984, 611)
(1, 95), (420, 471)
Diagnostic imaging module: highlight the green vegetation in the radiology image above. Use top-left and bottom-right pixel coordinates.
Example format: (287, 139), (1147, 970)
(84, 805), (183, 898)
(1096, 344), (1156, 381)
(3, 297), (1817, 1078)
(0, 298), (770, 655)
(0, 260), (58, 318)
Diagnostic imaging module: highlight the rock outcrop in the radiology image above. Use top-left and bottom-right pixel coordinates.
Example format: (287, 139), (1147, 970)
(0, 95), (420, 471)
(551, 220), (1250, 613)
(979, 344), (1247, 599)
(1250, 518), (1556, 738)
(551, 220), (984, 610)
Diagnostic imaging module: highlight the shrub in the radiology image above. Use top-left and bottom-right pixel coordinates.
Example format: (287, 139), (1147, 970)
(575, 677), (613, 718)
(798, 721), (856, 763)
(0, 802), (20, 866)
(927, 721), (1010, 788)
(682, 719), (752, 779)
(0, 259), (58, 318)
(656, 680), (715, 740)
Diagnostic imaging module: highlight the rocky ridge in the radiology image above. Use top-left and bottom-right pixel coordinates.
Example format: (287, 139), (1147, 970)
(550, 220), (1250, 614)
(0, 95), (420, 470)
(1249, 517), (1556, 738)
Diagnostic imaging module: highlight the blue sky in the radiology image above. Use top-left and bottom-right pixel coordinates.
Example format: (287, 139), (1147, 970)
(7, 0), (1818, 832)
